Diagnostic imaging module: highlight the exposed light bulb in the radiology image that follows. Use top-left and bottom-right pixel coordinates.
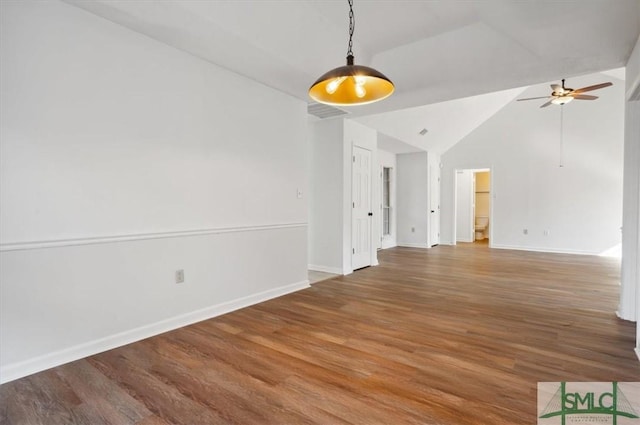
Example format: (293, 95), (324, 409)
(326, 76), (347, 94)
(353, 75), (366, 98)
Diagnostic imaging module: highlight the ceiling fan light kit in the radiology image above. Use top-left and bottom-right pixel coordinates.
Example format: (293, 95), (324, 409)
(517, 78), (612, 108)
(309, 0), (394, 106)
(551, 95), (573, 105)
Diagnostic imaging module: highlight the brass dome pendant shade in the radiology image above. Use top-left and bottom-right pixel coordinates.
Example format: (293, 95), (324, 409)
(309, 0), (394, 106)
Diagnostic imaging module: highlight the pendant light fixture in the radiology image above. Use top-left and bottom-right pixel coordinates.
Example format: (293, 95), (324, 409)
(309, 0), (394, 106)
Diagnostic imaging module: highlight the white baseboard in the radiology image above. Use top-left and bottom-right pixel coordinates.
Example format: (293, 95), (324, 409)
(490, 244), (596, 256)
(0, 280), (310, 384)
(308, 264), (343, 275)
(397, 242), (430, 249)
(616, 310), (637, 322)
(380, 240), (397, 250)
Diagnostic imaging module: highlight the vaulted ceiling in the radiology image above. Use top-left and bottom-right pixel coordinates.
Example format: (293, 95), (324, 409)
(66, 0), (640, 151)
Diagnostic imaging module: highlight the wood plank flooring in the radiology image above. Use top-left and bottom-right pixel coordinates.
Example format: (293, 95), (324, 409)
(1, 244), (639, 424)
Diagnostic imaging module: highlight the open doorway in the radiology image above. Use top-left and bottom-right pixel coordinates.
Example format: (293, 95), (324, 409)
(454, 168), (492, 246)
(380, 166), (392, 248)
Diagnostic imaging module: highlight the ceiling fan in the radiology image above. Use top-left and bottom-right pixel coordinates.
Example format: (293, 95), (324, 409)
(517, 78), (612, 108)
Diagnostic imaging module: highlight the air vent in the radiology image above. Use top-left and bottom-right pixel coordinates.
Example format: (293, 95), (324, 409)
(307, 102), (349, 119)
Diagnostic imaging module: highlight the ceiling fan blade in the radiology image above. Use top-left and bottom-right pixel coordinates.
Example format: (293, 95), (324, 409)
(540, 100), (554, 108)
(573, 94), (598, 100)
(517, 96), (551, 101)
(573, 82), (612, 94)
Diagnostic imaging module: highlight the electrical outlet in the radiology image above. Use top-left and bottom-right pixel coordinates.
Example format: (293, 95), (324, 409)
(175, 269), (184, 284)
(544, 230), (549, 236)
(523, 229), (528, 235)
(296, 188), (303, 199)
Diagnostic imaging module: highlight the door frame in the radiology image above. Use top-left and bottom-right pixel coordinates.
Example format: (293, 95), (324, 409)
(380, 165), (394, 249)
(453, 167), (493, 246)
(351, 145), (373, 270)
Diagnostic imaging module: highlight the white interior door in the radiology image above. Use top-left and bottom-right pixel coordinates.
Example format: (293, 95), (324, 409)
(352, 146), (372, 270)
(455, 170), (475, 242)
(429, 163), (440, 246)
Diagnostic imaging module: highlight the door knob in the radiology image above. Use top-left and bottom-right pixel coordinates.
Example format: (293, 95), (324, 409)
(368, 212), (373, 216)
(431, 210), (435, 213)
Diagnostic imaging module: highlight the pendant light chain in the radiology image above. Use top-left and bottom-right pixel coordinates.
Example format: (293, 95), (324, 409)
(347, 0), (355, 57)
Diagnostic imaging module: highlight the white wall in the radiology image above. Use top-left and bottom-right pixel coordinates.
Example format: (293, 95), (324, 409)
(620, 36), (640, 336)
(308, 119), (344, 274)
(397, 152), (429, 248)
(308, 119), (378, 274)
(378, 149), (397, 249)
(441, 72), (625, 254)
(0, 0), (308, 383)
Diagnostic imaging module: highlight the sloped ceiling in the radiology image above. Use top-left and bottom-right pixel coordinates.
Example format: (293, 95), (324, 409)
(355, 87), (526, 154)
(64, 1), (639, 112)
(365, 69), (624, 155)
(64, 0), (639, 151)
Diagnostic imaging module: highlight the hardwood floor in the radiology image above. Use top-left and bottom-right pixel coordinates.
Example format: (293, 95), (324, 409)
(1, 245), (638, 424)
